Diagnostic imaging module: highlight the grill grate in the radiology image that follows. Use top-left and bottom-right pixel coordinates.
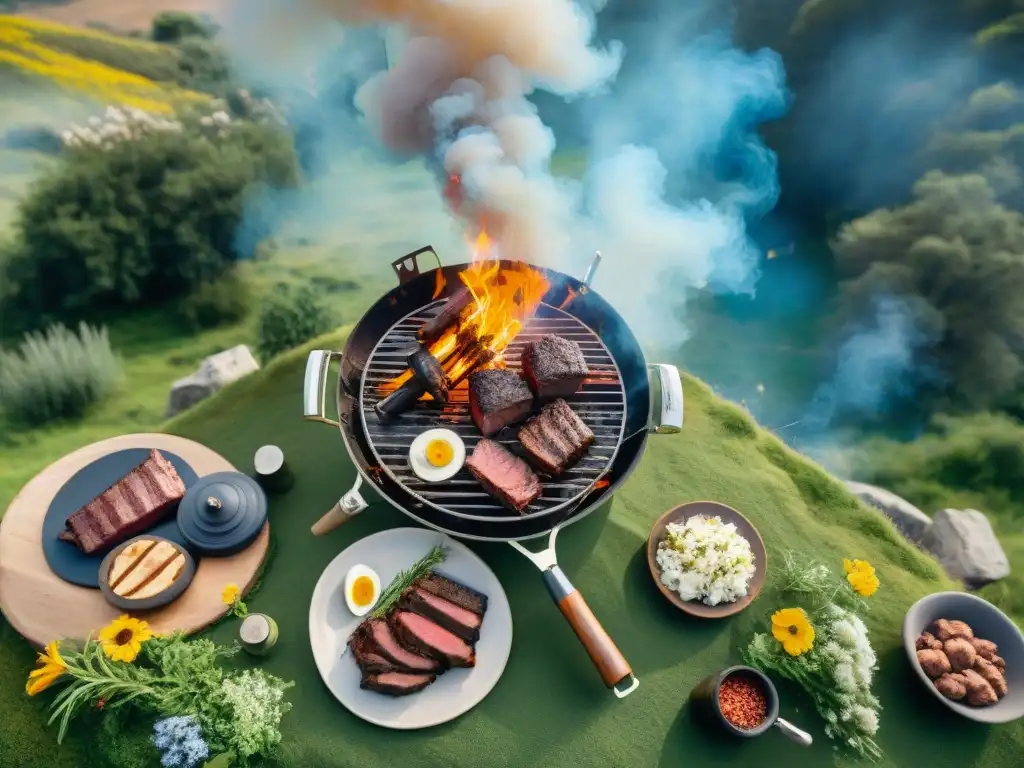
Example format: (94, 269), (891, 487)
(359, 302), (627, 520)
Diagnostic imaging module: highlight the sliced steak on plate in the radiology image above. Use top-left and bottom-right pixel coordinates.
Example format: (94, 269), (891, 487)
(360, 670), (436, 696)
(468, 369), (534, 437)
(358, 618), (443, 673)
(400, 586), (483, 644)
(417, 572), (489, 618)
(391, 611), (476, 668)
(520, 335), (587, 400)
(518, 398), (595, 476)
(465, 438), (541, 513)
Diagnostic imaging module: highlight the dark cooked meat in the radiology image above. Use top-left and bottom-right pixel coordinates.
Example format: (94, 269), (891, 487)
(391, 611), (476, 668)
(360, 671), (436, 696)
(358, 619), (443, 673)
(417, 572), (489, 617)
(518, 398), (594, 476)
(468, 369), (534, 437)
(57, 449), (186, 554)
(400, 586), (483, 644)
(465, 438), (541, 513)
(521, 335), (587, 400)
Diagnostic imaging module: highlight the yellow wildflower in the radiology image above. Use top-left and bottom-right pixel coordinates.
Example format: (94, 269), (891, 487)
(98, 615), (153, 663)
(222, 583), (241, 606)
(843, 558), (880, 597)
(771, 608), (815, 656)
(25, 641), (67, 696)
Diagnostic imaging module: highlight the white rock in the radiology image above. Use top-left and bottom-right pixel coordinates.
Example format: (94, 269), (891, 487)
(166, 345), (259, 417)
(921, 509), (1010, 588)
(845, 481), (933, 543)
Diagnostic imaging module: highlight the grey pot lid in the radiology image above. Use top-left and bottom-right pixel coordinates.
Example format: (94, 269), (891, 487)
(177, 472), (267, 555)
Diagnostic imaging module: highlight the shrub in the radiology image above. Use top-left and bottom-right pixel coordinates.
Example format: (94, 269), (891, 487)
(0, 322), (121, 426)
(175, 36), (232, 94)
(257, 283), (337, 362)
(6, 108), (299, 326)
(152, 12), (216, 43)
(177, 268), (252, 331)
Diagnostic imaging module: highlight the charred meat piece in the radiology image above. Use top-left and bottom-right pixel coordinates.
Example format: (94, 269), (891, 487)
(417, 572), (489, 617)
(518, 398), (594, 476)
(391, 611), (476, 668)
(465, 438), (541, 513)
(521, 335), (587, 400)
(401, 586), (483, 644)
(469, 369), (534, 437)
(58, 449), (186, 554)
(357, 619), (443, 673)
(360, 671), (436, 696)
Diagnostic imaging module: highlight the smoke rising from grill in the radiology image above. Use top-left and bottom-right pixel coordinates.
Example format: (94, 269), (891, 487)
(227, 0), (789, 343)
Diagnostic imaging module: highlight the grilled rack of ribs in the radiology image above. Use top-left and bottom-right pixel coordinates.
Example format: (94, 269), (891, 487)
(518, 398), (595, 476)
(57, 449), (186, 554)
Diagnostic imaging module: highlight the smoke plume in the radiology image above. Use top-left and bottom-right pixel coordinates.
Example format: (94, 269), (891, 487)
(229, 0), (788, 342)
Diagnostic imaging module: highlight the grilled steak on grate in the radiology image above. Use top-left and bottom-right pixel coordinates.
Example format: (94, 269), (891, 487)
(57, 449), (186, 554)
(518, 398), (595, 476)
(360, 670), (437, 696)
(465, 439), (542, 512)
(468, 369), (534, 437)
(400, 586), (483, 643)
(521, 335), (588, 400)
(391, 611), (476, 668)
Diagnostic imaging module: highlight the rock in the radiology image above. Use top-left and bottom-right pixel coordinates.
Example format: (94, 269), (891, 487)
(845, 481), (933, 543)
(921, 509), (1010, 588)
(166, 345), (260, 417)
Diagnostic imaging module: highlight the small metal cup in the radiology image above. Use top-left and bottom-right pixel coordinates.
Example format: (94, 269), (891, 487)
(689, 665), (813, 746)
(253, 445), (294, 494)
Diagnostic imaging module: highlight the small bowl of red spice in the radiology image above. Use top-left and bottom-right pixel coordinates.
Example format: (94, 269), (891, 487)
(689, 666), (813, 746)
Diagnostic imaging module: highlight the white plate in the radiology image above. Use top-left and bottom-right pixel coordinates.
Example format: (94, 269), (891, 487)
(308, 527), (513, 729)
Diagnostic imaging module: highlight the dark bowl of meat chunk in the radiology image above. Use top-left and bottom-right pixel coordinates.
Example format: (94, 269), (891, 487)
(904, 591), (1024, 723)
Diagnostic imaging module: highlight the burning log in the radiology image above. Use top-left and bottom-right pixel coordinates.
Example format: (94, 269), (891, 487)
(418, 286), (474, 344)
(375, 337), (495, 422)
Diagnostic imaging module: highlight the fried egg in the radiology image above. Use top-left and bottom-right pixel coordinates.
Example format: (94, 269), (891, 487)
(344, 564), (381, 617)
(409, 428), (465, 483)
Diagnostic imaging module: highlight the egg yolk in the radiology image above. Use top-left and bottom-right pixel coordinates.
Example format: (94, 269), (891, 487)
(350, 575), (376, 607)
(425, 438), (454, 468)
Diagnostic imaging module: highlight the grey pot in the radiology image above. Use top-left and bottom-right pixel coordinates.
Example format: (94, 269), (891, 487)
(903, 591), (1024, 723)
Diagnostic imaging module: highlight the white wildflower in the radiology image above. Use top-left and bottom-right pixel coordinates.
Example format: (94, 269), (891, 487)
(834, 662), (857, 692)
(833, 619), (860, 649)
(851, 706), (879, 735)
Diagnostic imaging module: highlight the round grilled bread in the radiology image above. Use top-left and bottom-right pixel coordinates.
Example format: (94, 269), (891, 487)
(98, 535), (195, 611)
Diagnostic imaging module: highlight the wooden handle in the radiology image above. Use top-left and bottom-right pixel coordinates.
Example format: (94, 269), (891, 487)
(556, 590), (633, 689)
(311, 502), (353, 536)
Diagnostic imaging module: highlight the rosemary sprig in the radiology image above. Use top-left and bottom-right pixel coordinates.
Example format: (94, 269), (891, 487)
(370, 545), (447, 618)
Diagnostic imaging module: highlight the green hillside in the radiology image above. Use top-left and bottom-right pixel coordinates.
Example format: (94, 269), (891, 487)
(4, 329), (1018, 768)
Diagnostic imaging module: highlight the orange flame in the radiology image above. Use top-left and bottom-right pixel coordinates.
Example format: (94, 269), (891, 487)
(381, 226), (549, 395)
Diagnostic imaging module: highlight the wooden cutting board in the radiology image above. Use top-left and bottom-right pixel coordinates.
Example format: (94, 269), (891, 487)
(0, 434), (269, 648)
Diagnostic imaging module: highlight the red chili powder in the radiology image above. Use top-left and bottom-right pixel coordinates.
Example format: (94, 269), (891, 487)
(718, 674), (768, 730)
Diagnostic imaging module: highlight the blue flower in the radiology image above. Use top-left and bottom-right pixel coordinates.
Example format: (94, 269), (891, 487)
(152, 716), (209, 768)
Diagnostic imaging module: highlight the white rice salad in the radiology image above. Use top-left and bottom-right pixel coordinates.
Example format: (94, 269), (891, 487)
(656, 515), (756, 606)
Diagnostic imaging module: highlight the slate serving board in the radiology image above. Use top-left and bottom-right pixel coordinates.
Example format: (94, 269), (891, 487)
(41, 449), (200, 588)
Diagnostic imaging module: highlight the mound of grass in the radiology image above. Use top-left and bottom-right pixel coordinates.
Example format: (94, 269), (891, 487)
(4, 330), (1022, 767)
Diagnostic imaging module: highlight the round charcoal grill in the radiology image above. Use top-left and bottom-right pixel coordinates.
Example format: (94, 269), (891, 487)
(303, 245), (684, 697)
(359, 302), (627, 521)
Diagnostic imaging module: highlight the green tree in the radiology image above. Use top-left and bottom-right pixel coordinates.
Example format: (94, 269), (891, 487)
(3, 112), (298, 330)
(833, 170), (1024, 411)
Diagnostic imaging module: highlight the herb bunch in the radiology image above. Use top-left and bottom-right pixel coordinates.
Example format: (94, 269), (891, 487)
(370, 545), (447, 619)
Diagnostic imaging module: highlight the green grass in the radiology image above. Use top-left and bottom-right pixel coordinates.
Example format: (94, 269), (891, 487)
(4, 330), (1023, 767)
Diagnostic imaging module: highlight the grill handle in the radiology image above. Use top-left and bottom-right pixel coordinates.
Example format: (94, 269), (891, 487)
(648, 364), (684, 434)
(543, 566), (638, 697)
(304, 350), (341, 428)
